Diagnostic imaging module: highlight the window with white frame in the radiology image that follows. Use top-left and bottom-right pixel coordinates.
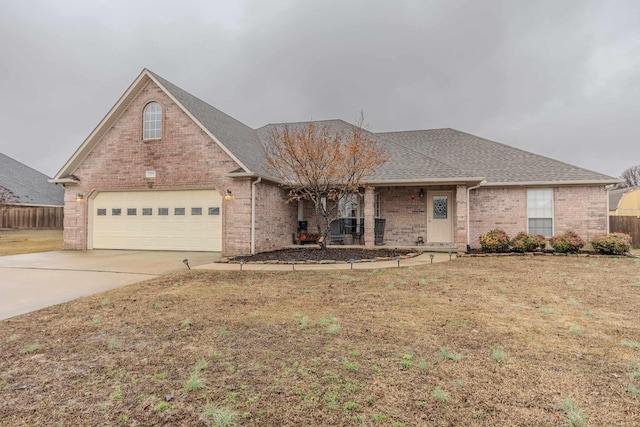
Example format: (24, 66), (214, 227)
(143, 102), (162, 140)
(527, 188), (553, 237)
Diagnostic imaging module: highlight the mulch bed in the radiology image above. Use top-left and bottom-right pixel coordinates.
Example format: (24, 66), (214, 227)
(223, 247), (417, 263)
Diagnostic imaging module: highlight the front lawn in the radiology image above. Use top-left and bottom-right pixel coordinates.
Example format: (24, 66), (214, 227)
(1, 256), (639, 426)
(0, 229), (62, 256)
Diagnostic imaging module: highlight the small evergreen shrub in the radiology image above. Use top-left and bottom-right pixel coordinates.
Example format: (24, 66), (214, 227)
(479, 229), (510, 253)
(510, 232), (546, 252)
(590, 233), (632, 255)
(548, 231), (584, 254)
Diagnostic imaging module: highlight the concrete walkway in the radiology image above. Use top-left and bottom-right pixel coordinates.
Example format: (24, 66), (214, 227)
(0, 250), (219, 320)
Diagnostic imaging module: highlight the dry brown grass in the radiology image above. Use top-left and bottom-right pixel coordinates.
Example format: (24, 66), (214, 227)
(0, 229), (62, 256)
(1, 256), (640, 426)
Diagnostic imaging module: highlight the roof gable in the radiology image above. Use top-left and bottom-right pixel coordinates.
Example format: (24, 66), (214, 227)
(0, 153), (64, 206)
(146, 71), (270, 177)
(52, 69), (260, 182)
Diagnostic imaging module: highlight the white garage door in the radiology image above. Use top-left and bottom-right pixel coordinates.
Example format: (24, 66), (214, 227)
(91, 189), (222, 251)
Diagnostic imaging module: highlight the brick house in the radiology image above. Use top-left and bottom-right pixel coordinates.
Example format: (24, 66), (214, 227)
(50, 69), (619, 255)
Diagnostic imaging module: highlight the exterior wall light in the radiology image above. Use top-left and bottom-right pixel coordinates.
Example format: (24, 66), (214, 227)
(418, 188), (425, 200)
(224, 189), (234, 201)
(76, 193), (84, 202)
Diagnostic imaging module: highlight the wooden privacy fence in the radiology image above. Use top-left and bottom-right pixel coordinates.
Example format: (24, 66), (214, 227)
(609, 216), (640, 248)
(0, 206), (64, 229)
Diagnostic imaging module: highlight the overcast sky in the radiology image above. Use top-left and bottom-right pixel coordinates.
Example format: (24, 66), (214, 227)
(1, 0), (638, 178)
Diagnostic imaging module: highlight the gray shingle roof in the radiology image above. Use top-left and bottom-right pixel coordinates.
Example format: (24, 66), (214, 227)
(256, 120), (480, 183)
(0, 153), (64, 206)
(148, 71), (270, 177)
(379, 128), (617, 184)
(54, 70), (618, 187)
(146, 72), (619, 185)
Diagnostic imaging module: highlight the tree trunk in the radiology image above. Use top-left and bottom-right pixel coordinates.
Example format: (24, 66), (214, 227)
(314, 200), (327, 249)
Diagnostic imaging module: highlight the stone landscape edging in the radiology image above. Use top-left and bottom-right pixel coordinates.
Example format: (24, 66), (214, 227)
(458, 251), (639, 258)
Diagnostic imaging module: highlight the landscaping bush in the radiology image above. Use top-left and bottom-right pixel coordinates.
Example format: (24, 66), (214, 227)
(548, 231), (584, 254)
(510, 232), (547, 252)
(479, 229), (510, 253)
(590, 233), (632, 255)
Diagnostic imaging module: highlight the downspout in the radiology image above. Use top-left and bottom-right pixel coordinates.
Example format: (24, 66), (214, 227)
(250, 177), (262, 255)
(466, 181), (486, 252)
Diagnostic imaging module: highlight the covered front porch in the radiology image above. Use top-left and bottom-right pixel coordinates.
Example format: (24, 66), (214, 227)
(293, 184), (474, 252)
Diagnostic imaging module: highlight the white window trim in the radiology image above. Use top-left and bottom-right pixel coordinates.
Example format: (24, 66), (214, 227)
(143, 102), (162, 140)
(526, 188), (554, 237)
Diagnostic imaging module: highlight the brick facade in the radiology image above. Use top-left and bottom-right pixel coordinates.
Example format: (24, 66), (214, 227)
(62, 80), (288, 256)
(468, 185), (608, 249)
(554, 185), (608, 241)
(254, 181), (297, 253)
(378, 186), (428, 245)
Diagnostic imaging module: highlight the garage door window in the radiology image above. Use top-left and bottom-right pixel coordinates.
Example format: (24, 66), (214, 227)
(209, 207), (220, 215)
(175, 208), (185, 215)
(191, 207), (202, 215)
(112, 208), (121, 216)
(97, 209), (107, 216)
(158, 208), (168, 216)
(142, 208), (152, 216)
(127, 208), (137, 216)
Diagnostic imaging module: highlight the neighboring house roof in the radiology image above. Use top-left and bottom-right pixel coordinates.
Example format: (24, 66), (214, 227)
(51, 69), (620, 187)
(609, 186), (640, 210)
(0, 153), (64, 206)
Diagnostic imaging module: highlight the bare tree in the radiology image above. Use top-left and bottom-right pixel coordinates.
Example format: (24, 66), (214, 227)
(264, 117), (387, 248)
(620, 165), (640, 188)
(0, 186), (18, 236)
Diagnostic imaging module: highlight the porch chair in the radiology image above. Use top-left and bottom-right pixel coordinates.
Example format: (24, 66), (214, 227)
(374, 218), (386, 245)
(328, 219), (346, 245)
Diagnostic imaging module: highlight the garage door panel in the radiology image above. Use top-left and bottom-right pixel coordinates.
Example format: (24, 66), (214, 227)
(92, 190), (222, 251)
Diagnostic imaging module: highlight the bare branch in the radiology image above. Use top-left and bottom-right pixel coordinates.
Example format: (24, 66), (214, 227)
(620, 165), (640, 188)
(0, 186), (18, 207)
(264, 120), (387, 247)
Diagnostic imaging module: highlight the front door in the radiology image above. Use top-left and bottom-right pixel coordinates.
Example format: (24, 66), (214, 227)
(427, 191), (453, 244)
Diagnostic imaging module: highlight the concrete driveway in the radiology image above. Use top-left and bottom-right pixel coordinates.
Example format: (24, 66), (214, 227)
(0, 250), (219, 320)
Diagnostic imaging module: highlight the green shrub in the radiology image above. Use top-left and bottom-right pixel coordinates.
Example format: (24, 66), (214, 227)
(510, 232), (546, 252)
(479, 229), (510, 253)
(548, 231), (584, 254)
(590, 233), (632, 255)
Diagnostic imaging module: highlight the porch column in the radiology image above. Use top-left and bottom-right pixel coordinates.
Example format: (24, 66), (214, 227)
(455, 185), (468, 252)
(364, 186), (375, 247)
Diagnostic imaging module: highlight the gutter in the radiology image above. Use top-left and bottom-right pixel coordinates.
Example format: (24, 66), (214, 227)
(466, 180), (486, 252)
(250, 177), (262, 254)
(483, 179), (623, 187)
(367, 177), (485, 186)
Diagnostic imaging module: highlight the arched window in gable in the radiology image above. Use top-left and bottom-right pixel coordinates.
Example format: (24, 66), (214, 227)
(143, 102), (162, 140)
